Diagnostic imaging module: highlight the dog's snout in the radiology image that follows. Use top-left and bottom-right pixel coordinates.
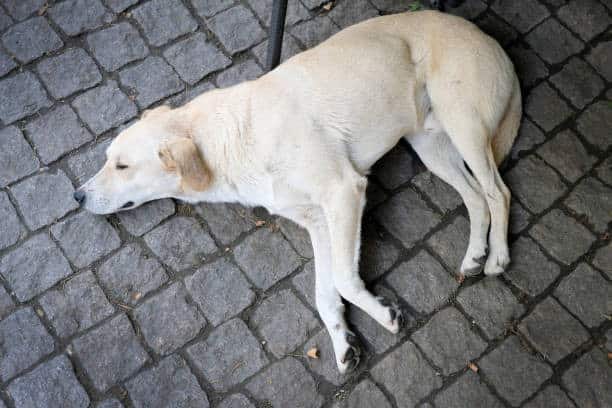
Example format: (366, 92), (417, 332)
(73, 190), (86, 205)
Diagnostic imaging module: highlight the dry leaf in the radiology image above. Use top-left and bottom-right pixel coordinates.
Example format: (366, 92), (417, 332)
(132, 292), (142, 301)
(322, 2), (333, 11)
(307, 347), (320, 359)
(455, 273), (466, 284)
(255, 220), (266, 227)
(38, 3), (49, 15)
(608, 352), (612, 361)
(468, 362), (478, 372)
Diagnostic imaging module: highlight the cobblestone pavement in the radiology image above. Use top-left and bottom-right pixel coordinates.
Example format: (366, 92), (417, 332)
(0, 0), (610, 407)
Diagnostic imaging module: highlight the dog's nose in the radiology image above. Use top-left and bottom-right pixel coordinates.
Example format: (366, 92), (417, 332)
(73, 190), (86, 205)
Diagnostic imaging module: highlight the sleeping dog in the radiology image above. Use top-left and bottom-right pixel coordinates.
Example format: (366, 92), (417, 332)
(76, 11), (521, 373)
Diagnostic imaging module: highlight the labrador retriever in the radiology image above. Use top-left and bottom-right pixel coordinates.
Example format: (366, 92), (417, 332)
(77, 10), (521, 373)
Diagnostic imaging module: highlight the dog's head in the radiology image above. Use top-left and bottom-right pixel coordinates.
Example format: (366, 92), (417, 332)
(75, 106), (211, 214)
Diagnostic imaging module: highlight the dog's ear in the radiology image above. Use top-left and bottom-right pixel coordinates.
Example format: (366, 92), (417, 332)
(142, 105), (171, 119)
(158, 138), (211, 192)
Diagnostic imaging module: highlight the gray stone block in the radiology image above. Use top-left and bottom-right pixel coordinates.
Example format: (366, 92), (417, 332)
(190, 0), (235, 18)
(0, 48), (17, 77)
(557, 0), (609, 41)
(96, 399), (123, 408)
(413, 307), (487, 375)
(105, 0), (138, 12)
(132, 0), (197, 46)
(519, 297), (589, 364)
(505, 236), (561, 296)
(251, 289), (319, 357)
(505, 155), (566, 213)
(537, 130), (596, 183)
(67, 138), (111, 186)
(291, 15), (339, 49)
(0, 191), (25, 250)
(565, 177), (612, 233)
(491, 0), (549, 33)
(359, 223), (400, 282)
(577, 101), (612, 151)
(72, 81), (137, 134)
(246, 358), (323, 408)
(529, 209), (595, 265)
(144, 216), (217, 271)
(119, 56), (184, 108)
(507, 45), (549, 88)
(87, 22), (149, 72)
(302, 330), (347, 386)
(0, 233), (72, 301)
(550, 57), (604, 109)
(195, 201), (254, 244)
(509, 200), (532, 234)
(562, 349), (612, 407)
(479, 336), (552, 406)
(412, 171), (462, 213)
(117, 199), (175, 236)
(0, 71), (52, 124)
(434, 371), (504, 408)
(586, 41), (612, 81)
(185, 258), (255, 326)
(233, 228), (301, 289)
(248, 0), (309, 27)
(370, 341), (442, 408)
(7, 355), (89, 408)
(51, 211), (121, 268)
(328, 0), (379, 28)
(427, 216), (469, 273)
(525, 82), (573, 131)
(0, 126), (38, 187)
(457, 277), (524, 340)
(1, 17), (62, 63)
(525, 18), (583, 64)
(292, 260), (315, 307)
(523, 386), (576, 408)
(26, 105), (93, 164)
(387, 250), (458, 315)
(163, 32), (231, 85)
(0, 285), (15, 320)
(207, 5), (266, 54)
(375, 188), (441, 248)
(278, 218), (312, 258)
(72, 313), (149, 392)
(251, 34), (303, 68)
(216, 59), (263, 88)
(218, 394), (255, 408)
(592, 242), (611, 279)
(134, 282), (206, 354)
(10, 170), (78, 230)
(98, 243), (168, 304)
(39, 270), (114, 338)
(37, 48), (102, 99)
(187, 318), (269, 391)
(1, 0), (45, 20)
(126, 355), (209, 408)
(555, 263), (612, 328)
(447, 0), (487, 20)
(348, 294), (404, 354)
(373, 145), (417, 190)
(0, 307), (54, 381)
(49, 0), (114, 36)
(477, 13), (518, 47)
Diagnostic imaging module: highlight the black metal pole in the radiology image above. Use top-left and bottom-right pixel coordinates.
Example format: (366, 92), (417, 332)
(266, 0), (288, 71)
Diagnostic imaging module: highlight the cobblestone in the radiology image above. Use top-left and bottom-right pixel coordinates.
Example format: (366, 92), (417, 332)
(134, 282), (206, 355)
(207, 6), (266, 55)
(0, 126), (38, 187)
(248, 0), (310, 27)
(119, 57), (184, 108)
(576, 101), (612, 151)
(187, 318), (268, 392)
(67, 138), (112, 185)
(586, 41), (612, 81)
(216, 59), (263, 88)
(0, 233), (72, 301)
(185, 258), (255, 326)
(479, 336), (552, 406)
(525, 82), (573, 131)
(0, 307), (54, 381)
(562, 348), (612, 407)
(7, 355), (89, 408)
(72, 313), (149, 392)
(0, 71), (52, 124)
(550, 57), (604, 109)
(218, 394), (255, 408)
(291, 15), (340, 48)
(523, 386), (576, 408)
(0, 48), (17, 77)
(132, 0), (197, 47)
(412, 171), (462, 213)
(557, 0), (610, 42)
(37, 48), (102, 100)
(0, 286), (15, 320)
(51, 211), (121, 268)
(1, 0), (45, 21)
(373, 145), (416, 190)
(491, 0), (549, 33)
(26, 105), (93, 164)
(565, 177), (612, 233)
(87, 22), (149, 72)
(195, 202), (254, 244)
(0, 190), (25, 250)
(592, 242), (611, 278)
(117, 199), (175, 236)
(505, 236), (561, 296)
(519, 297), (589, 363)
(537, 130), (596, 183)
(339, 379), (392, 408)
(49, 0), (114, 36)
(434, 371), (503, 408)
(39, 270), (114, 338)
(525, 18), (583, 64)
(1, 17), (62, 63)
(251, 289), (319, 357)
(126, 355), (209, 408)
(427, 216), (469, 273)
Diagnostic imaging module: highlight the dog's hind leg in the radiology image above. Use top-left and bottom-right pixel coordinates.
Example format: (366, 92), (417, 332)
(321, 173), (404, 334)
(305, 215), (361, 373)
(406, 124), (490, 275)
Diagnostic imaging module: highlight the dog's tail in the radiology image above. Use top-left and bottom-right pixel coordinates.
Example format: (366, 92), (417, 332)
(491, 75), (521, 166)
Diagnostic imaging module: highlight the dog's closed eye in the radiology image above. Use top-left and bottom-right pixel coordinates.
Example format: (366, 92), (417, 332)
(116, 163), (128, 170)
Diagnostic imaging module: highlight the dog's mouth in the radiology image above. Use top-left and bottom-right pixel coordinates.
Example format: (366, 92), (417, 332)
(119, 201), (135, 210)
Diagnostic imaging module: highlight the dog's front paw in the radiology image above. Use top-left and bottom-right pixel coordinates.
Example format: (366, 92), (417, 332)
(337, 332), (361, 374)
(377, 296), (405, 334)
(460, 253), (487, 276)
(484, 251), (510, 276)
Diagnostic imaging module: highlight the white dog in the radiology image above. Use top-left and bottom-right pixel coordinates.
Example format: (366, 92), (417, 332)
(77, 11), (521, 373)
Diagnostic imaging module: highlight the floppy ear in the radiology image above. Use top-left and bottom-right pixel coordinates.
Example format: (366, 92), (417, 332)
(158, 138), (211, 192)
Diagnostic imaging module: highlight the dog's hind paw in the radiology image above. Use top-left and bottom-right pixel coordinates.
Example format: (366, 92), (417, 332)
(377, 296), (405, 334)
(337, 332), (361, 374)
(484, 251), (510, 276)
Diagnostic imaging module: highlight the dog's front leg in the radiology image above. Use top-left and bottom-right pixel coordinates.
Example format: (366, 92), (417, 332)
(322, 175), (404, 334)
(306, 218), (361, 373)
